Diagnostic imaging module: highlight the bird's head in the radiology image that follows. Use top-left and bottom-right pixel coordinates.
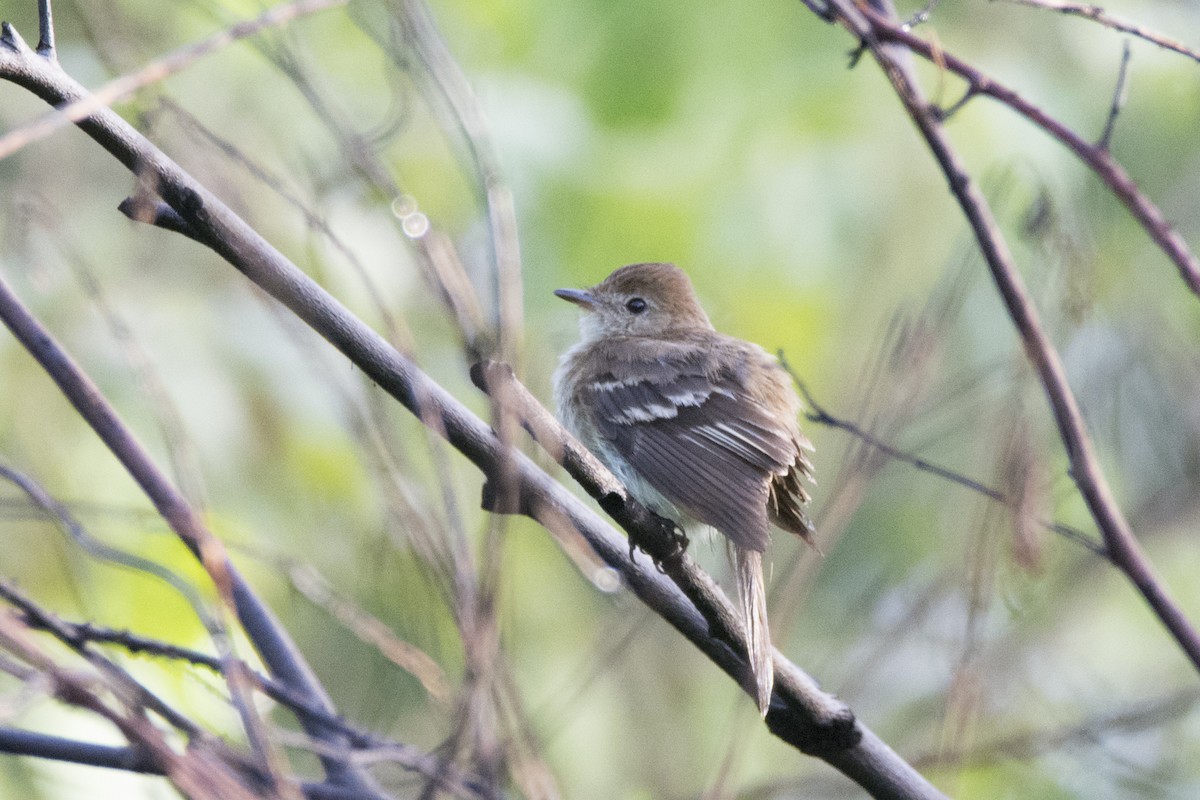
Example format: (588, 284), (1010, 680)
(555, 262), (713, 342)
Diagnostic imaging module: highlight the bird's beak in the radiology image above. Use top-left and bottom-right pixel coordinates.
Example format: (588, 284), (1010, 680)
(554, 288), (597, 308)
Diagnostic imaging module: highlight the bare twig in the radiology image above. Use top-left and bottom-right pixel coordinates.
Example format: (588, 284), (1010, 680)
(242, 20), (492, 360)
(0, 0), (349, 161)
(912, 685), (1200, 768)
(287, 564), (452, 704)
(0, 613), (265, 800)
(814, 0), (1200, 673)
(0, 464), (220, 626)
(383, 0), (524, 368)
(35, 0), (53, 56)
(0, 582), (207, 739)
(7, 585), (486, 796)
(0, 728), (398, 800)
(999, 0), (1200, 64)
(844, 3), (1200, 296)
(775, 366), (1107, 557)
(1097, 39), (1131, 151)
(0, 267), (377, 792)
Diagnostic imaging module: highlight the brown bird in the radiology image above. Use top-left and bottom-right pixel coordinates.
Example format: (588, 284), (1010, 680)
(553, 262), (815, 713)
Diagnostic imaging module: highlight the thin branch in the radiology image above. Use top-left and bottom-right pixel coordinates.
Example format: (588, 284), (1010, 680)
(0, 728), (396, 800)
(9, 594), (487, 797)
(0, 0), (350, 161)
(241, 18), (492, 360)
(816, 0), (1200, 674)
(0, 464), (220, 629)
(0, 614), (265, 800)
(0, 727), (158, 774)
(912, 685), (1200, 768)
(35, 0), (53, 57)
(999, 0), (1200, 64)
(1097, 39), (1131, 151)
(846, 3), (1200, 297)
(0, 263), (378, 793)
(0, 33), (947, 797)
(777, 366), (1108, 558)
(287, 564), (452, 705)
(0, 582), (206, 740)
(384, 0), (524, 368)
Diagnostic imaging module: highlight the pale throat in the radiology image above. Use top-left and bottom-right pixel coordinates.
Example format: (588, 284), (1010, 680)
(578, 312), (608, 343)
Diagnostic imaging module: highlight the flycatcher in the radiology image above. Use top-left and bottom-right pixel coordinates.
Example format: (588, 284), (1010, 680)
(553, 262), (815, 714)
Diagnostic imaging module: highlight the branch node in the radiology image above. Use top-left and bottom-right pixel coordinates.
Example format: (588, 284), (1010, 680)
(933, 86), (977, 121)
(767, 698), (860, 755)
(37, 0), (56, 59)
(847, 39), (869, 68)
(118, 196), (206, 245)
(1, 21), (30, 53)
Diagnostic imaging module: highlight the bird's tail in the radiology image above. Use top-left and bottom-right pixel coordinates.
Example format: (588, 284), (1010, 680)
(735, 545), (773, 716)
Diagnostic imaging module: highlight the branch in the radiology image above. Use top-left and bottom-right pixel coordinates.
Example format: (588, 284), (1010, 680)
(779, 367), (1107, 558)
(0, 464), (221, 627)
(0, 0), (349, 161)
(812, 0), (1200, 673)
(5, 584), (487, 798)
(0, 729), (397, 800)
(1000, 0), (1200, 64)
(842, 3), (1200, 297)
(0, 581), (207, 740)
(384, 0), (524, 366)
(0, 23), (947, 799)
(1097, 39), (1131, 151)
(0, 268), (382, 794)
(0, 613), (265, 800)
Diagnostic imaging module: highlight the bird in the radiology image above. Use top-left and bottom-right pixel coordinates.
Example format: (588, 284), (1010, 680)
(552, 262), (815, 714)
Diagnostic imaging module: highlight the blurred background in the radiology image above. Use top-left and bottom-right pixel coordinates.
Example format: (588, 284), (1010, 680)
(1, 0), (1200, 796)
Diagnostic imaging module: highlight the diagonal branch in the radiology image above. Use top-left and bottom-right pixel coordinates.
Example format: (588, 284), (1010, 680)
(0, 20), (946, 799)
(779, 368), (1107, 557)
(0, 269), (384, 797)
(844, 3), (1200, 297)
(0, 0), (349, 161)
(999, 0), (1200, 64)
(811, 0), (1200, 674)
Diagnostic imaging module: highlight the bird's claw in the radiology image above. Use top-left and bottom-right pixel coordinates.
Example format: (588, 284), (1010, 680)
(628, 514), (688, 573)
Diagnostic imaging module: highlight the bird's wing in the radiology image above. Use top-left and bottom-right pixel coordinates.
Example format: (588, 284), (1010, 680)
(584, 369), (801, 552)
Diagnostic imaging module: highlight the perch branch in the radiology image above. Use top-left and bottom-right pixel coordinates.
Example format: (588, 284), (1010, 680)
(0, 24), (946, 798)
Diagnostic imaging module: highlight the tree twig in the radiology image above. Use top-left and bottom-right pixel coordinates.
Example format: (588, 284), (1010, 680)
(812, 0), (1200, 675)
(1097, 38), (1131, 151)
(0, 0), (349, 161)
(776, 363), (1107, 558)
(998, 0), (1200, 64)
(840, 2), (1200, 297)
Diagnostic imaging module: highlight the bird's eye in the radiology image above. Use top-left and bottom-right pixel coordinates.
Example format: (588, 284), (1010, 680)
(625, 297), (648, 314)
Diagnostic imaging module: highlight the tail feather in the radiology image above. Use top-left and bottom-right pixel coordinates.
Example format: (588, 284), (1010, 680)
(735, 546), (773, 715)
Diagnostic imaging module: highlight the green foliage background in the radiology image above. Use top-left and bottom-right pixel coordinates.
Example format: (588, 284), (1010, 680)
(1, 0), (1199, 797)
